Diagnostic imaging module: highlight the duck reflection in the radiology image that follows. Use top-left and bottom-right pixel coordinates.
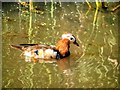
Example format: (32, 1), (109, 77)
(24, 54), (76, 74)
(56, 57), (76, 88)
(57, 57), (72, 72)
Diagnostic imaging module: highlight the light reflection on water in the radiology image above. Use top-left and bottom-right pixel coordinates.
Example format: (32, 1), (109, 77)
(2, 2), (120, 88)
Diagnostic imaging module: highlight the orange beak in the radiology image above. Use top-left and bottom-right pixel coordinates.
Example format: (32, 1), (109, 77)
(73, 41), (79, 46)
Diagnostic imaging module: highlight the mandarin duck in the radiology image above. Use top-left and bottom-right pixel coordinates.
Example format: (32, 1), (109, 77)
(11, 33), (79, 62)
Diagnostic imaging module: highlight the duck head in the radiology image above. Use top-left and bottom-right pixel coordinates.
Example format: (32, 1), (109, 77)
(61, 33), (79, 46)
(56, 33), (79, 58)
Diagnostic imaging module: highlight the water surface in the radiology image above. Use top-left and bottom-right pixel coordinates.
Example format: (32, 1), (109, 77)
(2, 2), (120, 88)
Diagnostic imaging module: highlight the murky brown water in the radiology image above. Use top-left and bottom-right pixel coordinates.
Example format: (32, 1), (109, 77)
(2, 2), (120, 88)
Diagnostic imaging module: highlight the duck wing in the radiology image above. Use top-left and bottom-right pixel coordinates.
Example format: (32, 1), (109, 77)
(10, 44), (56, 51)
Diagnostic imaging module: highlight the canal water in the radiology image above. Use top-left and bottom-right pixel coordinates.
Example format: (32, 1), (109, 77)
(2, 2), (120, 88)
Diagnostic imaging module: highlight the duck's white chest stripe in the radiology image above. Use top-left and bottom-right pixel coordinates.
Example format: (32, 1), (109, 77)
(24, 49), (57, 59)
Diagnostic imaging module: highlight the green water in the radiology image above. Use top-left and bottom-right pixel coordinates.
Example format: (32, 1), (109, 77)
(2, 2), (120, 88)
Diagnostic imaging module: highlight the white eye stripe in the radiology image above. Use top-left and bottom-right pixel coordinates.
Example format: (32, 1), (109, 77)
(62, 33), (72, 39)
(61, 33), (76, 42)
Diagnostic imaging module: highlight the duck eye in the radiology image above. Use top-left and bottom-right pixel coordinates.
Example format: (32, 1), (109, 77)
(70, 37), (73, 40)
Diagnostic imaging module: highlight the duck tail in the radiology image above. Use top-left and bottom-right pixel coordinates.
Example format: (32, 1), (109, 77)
(10, 44), (24, 51)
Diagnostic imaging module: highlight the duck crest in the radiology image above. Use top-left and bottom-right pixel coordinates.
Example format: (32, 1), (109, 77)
(56, 39), (70, 56)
